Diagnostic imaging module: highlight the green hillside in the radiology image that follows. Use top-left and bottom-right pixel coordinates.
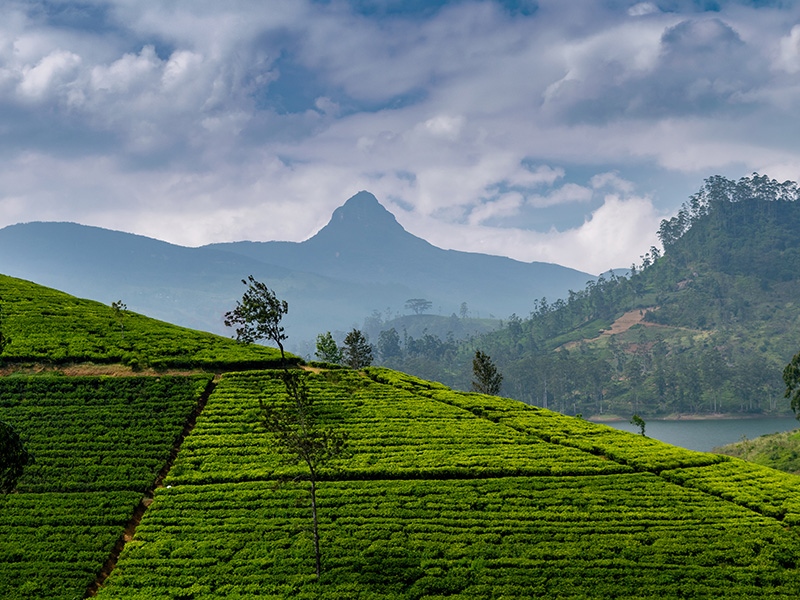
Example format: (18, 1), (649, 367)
(2, 275), (800, 598)
(92, 368), (800, 598)
(375, 174), (800, 418)
(0, 274), (291, 370)
(716, 429), (800, 475)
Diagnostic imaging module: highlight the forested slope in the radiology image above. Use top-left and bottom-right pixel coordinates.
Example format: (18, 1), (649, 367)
(373, 174), (800, 417)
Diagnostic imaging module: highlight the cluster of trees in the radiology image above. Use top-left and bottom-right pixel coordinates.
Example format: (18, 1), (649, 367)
(315, 330), (374, 369)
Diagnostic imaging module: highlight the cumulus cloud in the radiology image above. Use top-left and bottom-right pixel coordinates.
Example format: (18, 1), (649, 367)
(1, 0), (800, 276)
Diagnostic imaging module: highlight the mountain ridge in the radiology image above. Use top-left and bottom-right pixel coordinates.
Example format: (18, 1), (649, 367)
(0, 192), (595, 348)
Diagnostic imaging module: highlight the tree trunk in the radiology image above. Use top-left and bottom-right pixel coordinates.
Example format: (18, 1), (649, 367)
(310, 478), (321, 579)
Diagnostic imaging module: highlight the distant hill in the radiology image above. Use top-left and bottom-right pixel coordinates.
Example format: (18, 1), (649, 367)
(371, 174), (800, 417)
(0, 191), (594, 350)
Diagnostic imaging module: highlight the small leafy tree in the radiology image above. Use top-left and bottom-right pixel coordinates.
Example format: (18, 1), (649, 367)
(784, 351), (800, 419)
(315, 332), (342, 364)
(472, 350), (503, 396)
(1, 420), (31, 494)
(111, 300), (127, 337)
(224, 275), (289, 363)
(226, 278), (347, 579)
(404, 298), (432, 315)
(341, 329), (373, 369)
(630, 414), (646, 436)
(472, 350), (503, 395)
(260, 371), (347, 579)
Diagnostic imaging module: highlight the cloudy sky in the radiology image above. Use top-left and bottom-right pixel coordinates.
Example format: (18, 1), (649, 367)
(1, 0), (799, 274)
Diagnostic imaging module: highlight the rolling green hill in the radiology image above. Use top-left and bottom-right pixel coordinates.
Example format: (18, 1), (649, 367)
(0, 274), (291, 370)
(1, 274), (800, 598)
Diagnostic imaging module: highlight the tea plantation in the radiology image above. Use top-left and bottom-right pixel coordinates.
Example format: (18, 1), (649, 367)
(1, 275), (800, 598)
(95, 369), (800, 599)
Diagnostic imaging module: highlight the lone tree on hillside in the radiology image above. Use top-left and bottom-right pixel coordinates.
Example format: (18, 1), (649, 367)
(472, 350), (503, 395)
(224, 275), (289, 364)
(315, 332), (342, 364)
(630, 414), (647, 436)
(405, 298), (433, 315)
(260, 371), (347, 580)
(111, 300), (127, 337)
(784, 350), (800, 419)
(225, 277), (348, 579)
(341, 329), (373, 369)
(1, 420), (31, 494)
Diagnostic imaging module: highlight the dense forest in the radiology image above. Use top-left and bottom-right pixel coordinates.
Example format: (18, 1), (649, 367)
(368, 174), (800, 418)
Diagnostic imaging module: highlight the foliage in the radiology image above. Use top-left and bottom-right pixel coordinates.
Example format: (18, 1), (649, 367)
(98, 367), (800, 599)
(341, 329), (373, 369)
(630, 414), (646, 436)
(784, 350), (800, 418)
(0, 274), (292, 370)
(404, 298), (432, 315)
(715, 429), (800, 476)
(0, 302), (10, 357)
(471, 350), (502, 395)
(224, 275), (289, 361)
(0, 420), (30, 494)
(0, 374), (211, 598)
(315, 331), (342, 364)
(369, 173), (800, 417)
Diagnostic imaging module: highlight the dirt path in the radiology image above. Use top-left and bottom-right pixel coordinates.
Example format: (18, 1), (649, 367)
(85, 374), (220, 597)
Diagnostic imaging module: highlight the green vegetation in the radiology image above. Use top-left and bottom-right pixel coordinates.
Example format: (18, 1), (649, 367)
(0, 419), (30, 494)
(371, 174), (800, 417)
(471, 350), (502, 395)
(95, 369), (800, 598)
(0, 374), (211, 599)
(0, 274), (293, 370)
(716, 429), (800, 476)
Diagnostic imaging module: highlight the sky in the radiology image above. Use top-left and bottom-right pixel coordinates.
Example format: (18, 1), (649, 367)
(2, 0), (800, 274)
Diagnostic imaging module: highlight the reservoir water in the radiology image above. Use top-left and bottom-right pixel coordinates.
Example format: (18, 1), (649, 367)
(603, 417), (799, 453)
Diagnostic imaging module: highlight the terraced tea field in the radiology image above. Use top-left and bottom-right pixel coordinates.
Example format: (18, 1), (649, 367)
(93, 369), (800, 599)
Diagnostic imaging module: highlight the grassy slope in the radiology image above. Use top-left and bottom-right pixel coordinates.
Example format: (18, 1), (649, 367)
(0, 273), (293, 370)
(96, 369), (800, 599)
(0, 274), (291, 599)
(716, 428), (800, 475)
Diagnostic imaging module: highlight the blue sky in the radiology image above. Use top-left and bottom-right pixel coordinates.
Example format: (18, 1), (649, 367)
(2, 0), (800, 273)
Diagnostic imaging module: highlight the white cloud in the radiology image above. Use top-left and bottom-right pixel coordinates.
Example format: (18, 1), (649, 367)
(17, 49), (81, 100)
(628, 3), (659, 17)
(526, 183), (593, 208)
(2, 0), (800, 278)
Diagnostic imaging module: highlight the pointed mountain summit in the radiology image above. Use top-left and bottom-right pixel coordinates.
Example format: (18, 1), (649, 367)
(304, 191), (433, 259)
(326, 191), (401, 231)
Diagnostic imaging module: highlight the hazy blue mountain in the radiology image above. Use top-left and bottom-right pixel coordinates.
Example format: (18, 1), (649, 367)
(0, 191), (595, 351)
(208, 191), (595, 320)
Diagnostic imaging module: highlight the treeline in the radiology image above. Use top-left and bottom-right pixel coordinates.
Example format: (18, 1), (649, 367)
(368, 174), (800, 417)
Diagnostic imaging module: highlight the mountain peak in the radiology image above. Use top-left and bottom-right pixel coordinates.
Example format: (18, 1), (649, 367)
(330, 191), (400, 228)
(310, 191), (409, 245)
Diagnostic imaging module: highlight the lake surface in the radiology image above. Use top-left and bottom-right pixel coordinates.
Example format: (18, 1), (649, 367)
(604, 417), (799, 452)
